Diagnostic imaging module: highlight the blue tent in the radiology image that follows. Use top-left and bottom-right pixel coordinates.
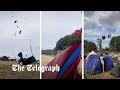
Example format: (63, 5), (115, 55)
(103, 54), (114, 70)
(85, 54), (114, 74)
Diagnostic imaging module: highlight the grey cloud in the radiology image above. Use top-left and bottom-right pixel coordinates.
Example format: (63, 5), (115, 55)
(98, 11), (120, 27)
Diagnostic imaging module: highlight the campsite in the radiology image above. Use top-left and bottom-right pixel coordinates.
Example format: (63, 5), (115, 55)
(0, 11), (40, 79)
(84, 11), (120, 79)
(84, 51), (120, 79)
(85, 57), (120, 79)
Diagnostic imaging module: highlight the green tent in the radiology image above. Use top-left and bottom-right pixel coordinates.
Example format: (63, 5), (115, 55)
(111, 63), (120, 77)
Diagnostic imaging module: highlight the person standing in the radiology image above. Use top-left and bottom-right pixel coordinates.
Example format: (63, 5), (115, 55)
(100, 54), (105, 73)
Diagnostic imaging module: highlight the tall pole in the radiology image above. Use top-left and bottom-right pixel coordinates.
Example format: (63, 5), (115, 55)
(115, 42), (116, 52)
(30, 39), (33, 56)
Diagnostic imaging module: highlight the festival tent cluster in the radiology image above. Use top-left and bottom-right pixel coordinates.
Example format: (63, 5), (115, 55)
(84, 51), (114, 74)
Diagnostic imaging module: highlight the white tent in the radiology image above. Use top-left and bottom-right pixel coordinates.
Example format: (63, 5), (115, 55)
(85, 50), (97, 61)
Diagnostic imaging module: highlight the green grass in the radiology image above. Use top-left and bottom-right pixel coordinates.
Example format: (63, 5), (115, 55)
(0, 61), (40, 79)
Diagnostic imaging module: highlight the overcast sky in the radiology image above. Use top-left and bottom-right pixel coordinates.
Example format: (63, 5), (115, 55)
(42, 11), (82, 50)
(0, 11), (40, 60)
(84, 11), (120, 48)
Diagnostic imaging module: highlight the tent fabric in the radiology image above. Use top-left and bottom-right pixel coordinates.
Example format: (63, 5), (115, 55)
(57, 46), (81, 79)
(85, 55), (102, 74)
(111, 63), (120, 77)
(77, 56), (82, 76)
(85, 50), (97, 61)
(42, 44), (81, 79)
(22, 56), (36, 65)
(18, 52), (23, 58)
(71, 30), (80, 38)
(103, 54), (114, 70)
(59, 56), (81, 79)
(85, 54), (114, 74)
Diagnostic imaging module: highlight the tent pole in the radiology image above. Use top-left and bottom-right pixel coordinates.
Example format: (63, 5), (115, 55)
(30, 39), (33, 56)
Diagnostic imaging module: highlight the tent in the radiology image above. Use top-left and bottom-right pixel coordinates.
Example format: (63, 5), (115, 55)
(103, 54), (114, 70)
(111, 63), (120, 77)
(84, 50), (97, 64)
(85, 53), (114, 74)
(85, 50), (97, 62)
(71, 30), (81, 38)
(42, 44), (82, 79)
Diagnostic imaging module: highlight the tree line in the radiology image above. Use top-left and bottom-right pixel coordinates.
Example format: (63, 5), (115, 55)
(42, 30), (81, 55)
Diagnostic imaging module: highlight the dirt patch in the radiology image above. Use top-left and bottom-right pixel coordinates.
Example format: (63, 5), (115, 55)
(85, 70), (120, 79)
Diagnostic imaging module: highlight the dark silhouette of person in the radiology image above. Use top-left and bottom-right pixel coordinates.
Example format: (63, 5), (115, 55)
(18, 52), (24, 64)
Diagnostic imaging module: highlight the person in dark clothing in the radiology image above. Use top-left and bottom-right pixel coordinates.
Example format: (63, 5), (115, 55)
(18, 52), (24, 64)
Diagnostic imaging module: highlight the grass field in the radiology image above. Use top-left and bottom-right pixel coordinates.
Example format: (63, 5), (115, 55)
(85, 70), (117, 79)
(0, 61), (40, 79)
(42, 55), (54, 66)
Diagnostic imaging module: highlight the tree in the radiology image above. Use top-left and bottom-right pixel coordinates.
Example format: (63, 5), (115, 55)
(54, 30), (81, 53)
(101, 47), (110, 54)
(84, 40), (97, 56)
(109, 36), (120, 52)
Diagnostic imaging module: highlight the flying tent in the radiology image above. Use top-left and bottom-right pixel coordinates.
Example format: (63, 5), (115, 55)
(71, 29), (81, 38)
(42, 44), (82, 79)
(85, 53), (114, 74)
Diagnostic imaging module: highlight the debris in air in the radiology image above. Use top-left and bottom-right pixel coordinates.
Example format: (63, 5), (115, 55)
(19, 31), (21, 34)
(14, 20), (17, 23)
